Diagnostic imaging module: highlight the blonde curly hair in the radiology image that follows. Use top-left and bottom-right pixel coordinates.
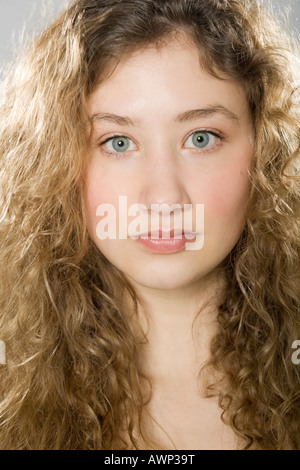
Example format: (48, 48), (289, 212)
(0, 0), (299, 449)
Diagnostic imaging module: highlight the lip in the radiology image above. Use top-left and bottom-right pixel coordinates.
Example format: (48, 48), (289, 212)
(133, 230), (196, 253)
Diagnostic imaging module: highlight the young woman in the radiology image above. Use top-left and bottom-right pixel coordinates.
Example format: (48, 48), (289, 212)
(0, 0), (299, 450)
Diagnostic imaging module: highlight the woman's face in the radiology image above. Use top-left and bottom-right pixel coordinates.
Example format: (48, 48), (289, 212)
(84, 37), (253, 291)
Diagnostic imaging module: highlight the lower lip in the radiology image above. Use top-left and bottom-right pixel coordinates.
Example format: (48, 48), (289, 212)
(135, 235), (195, 253)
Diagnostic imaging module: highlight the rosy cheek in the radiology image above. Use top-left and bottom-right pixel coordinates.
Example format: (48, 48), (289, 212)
(201, 164), (250, 220)
(84, 169), (125, 239)
(84, 171), (105, 231)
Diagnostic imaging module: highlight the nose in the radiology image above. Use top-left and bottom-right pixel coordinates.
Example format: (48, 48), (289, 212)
(139, 148), (191, 211)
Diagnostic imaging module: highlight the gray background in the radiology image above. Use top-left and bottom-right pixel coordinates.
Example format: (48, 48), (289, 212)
(0, 0), (299, 72)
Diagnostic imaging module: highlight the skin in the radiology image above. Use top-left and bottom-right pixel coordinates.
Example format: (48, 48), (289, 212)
(84, 36), (254, 449)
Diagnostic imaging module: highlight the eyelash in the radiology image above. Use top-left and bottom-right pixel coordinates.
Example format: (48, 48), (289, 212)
(98, 129), (224, 158)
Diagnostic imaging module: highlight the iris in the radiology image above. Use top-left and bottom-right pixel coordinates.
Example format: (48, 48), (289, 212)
(111, 137), (130, 152)
(192, 132), (210, 148)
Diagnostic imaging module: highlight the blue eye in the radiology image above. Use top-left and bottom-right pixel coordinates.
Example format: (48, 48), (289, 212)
(184, 131), (219, 150)
(100, 135), (137, 156)
(109, 136), (131, 152)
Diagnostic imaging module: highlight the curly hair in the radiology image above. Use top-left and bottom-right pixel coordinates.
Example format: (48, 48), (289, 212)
(0, 0), (299, 449)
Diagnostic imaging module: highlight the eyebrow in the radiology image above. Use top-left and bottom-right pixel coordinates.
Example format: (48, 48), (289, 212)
(175, 105), (239, 123)
(90, 105), (239, 126)
(91, 112), (135, 126)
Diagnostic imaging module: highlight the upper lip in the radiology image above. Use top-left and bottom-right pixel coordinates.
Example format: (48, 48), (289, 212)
(136, 229), (196, 239)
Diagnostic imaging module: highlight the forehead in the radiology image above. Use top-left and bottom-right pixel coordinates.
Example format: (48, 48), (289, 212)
(87, 37), (250, 123)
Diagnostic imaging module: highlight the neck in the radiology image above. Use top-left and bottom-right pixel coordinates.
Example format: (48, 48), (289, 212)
(128, 268), (226, 387)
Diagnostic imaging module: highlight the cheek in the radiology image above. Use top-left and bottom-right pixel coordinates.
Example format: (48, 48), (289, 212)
(84, 165), (138, 247)
(84, 168), (110, 236)
(200, 160), (251, 224)
(84, 173), (100, 231)
(211, 171), (249, 213)
(84, 163), (119, 227)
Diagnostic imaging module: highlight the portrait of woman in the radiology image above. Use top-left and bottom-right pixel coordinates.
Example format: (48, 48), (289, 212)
(0, 0), (299, 450)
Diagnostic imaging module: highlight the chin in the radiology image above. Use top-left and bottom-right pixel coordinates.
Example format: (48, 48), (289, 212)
(124, 267), (204, 292)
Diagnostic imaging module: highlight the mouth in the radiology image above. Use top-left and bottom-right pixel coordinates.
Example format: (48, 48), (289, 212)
(131, 228), (196, 239)
(132, 229), (197, 253)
